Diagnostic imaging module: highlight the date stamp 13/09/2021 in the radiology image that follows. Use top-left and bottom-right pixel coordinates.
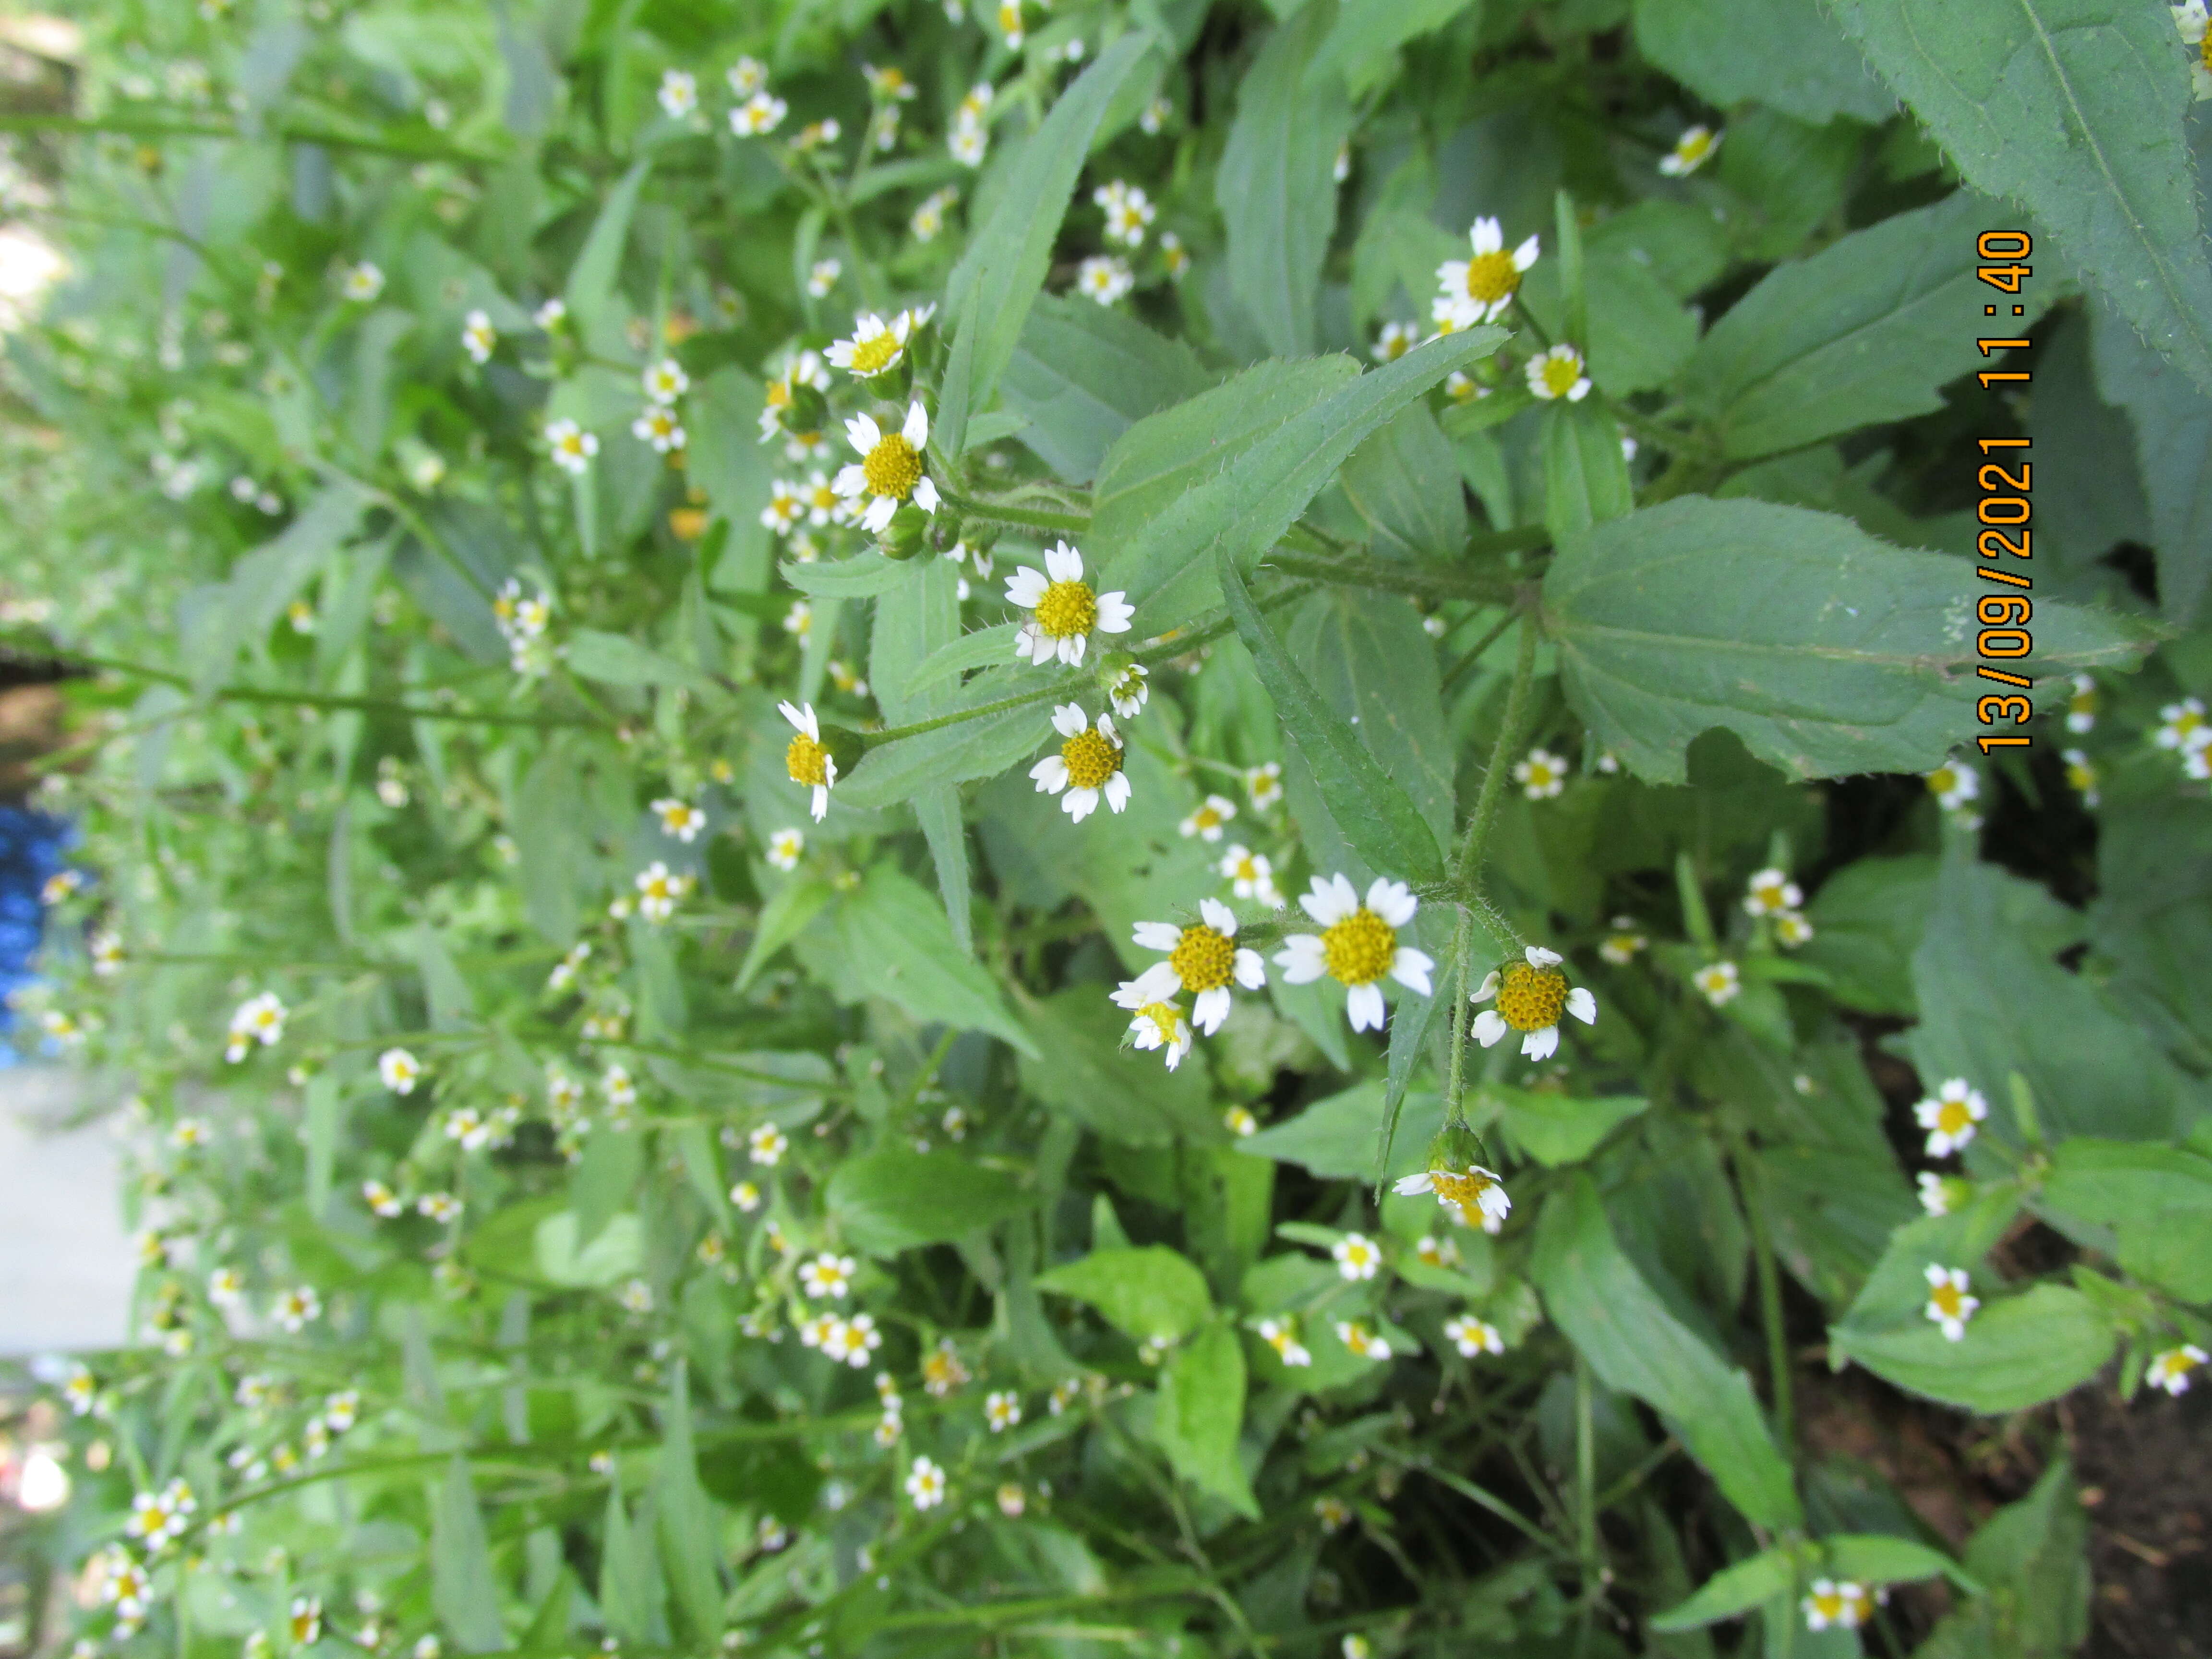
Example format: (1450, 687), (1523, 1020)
(1970, 228), (2039, 758)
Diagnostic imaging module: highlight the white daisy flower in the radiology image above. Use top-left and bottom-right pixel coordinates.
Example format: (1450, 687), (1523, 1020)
(1743, 867), (1803, 915)
(1514, 747), (1568, 799)
(207, 1267), (244, 1308)
(1926, 757), (1979, 810)
(1139, 95), (1172, 134)
(950, 121), (988, 166)
(632, 404), (685, 453)
(225, 991), (287, 1062)
(1224, 1105), (1259, 1136)
(340, 261), (385, 302)
(1923, 1264), (1978, 1341)
(642, 358), (689, 404)
(1116, 898), (1267, 1036)
(1335, 1320), (1391, 1360)
(780, 701), (838, 822)
(2147, 1343), (2209, 1395)
(1435, 216), (1538, 326)
(545, 418), (598, 475)
(1093, 180), (1156, 247)
(1373, 320), (1420, 362)
(1914, 1077), (1988, 1157)
(731, 91), (788, 135)
(1179, 794), (1238, 842)
(1124, 998), (1193, 1070)
(1774, 911), (1815, 948)
(1245, 761), (1284, 810)
(1658, 124), (1721, 176)
(1004, 541), (1132, 667)
(1916, 1170), (1962, 1218)
(1394, 1164), (1511, 1229)
(653, 797), (707, 841)
(905, 1455), (947, 1509)
(996, 0), (1026, 47)
(749, 1124), (788, 1166)
(1160, 230), (1190, 279)
(2064, 673), (2098, 733)
(1443, 1314), (1504, 1358)
(1526, 343), (1592, 401)
(1801, 1580), (1870, 1633)
(533, 296), (567, 330)
(377, 1047), (421, 1094)
(657, 68), (697, 119)
(730, 1180), (762, 1212)
(1076, 254), (1135, 305)
(832, 400), (939, 534)
(1331, 1232), (1383, 1281)
(418, 1191), (462, 1224)
(2062, 748), (2100, 807)
(1255, 1316), (1311, 1367)
(1275, 875), (1434, 1034)
(805, 258), (842, 298)
(984, 1390), (1022, 1431)
(1029, 703), (1132, 821)
(1470, 945), (1597, 1062)
(1693, 961), (1740, 1006)
(1219, 844), (1284, 908)
(548, 943), (591, 992)
(799, 1252), (856, 1299)
(726, 56), (768, 98)
(363, 1179), (405, 1218)
(910, 185), (959, 242)
(271, 1285), (322, 1333)
(1598, 915), (1647, 964)
(460, 310), (496, 363)
(766, 828), (805, 871)
(634, 861), (692, 923)
(826, 310), (918, 379)
(760, 478), (805, 533)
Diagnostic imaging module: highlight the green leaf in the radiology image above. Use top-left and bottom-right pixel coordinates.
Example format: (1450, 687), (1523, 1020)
(1239, 1080), (1445, 1182)
(1543, 496), (2148, 783)
(564, 160), (648, 346)
(1018, 987), (1218, 1146)
(733, 876), (832, 995)
(1339, 404), (1469, 561)
(2090, 300), (2212, 625)
(1538, 398), (1633, 543)
(904, 623), (1022, 695)
(653, 1364), (723, 1644)
(1284, 588), (1458, 844)
(1823, 1533), (1977, 1593)
(1518, 252), (1699, 398)
(1490, 1084), (1648, 1167)
(573, 1128), (642, 1251)
(1920, 1458), (2090, 1657)
(598, 1487), (666, 1647)
(431, 1456), (510, 1652)
(1530, 1174), (1802, 1531)
(1096, 327), (1505, 631)
(565, 628), (717, 694)
(1154, 1321), (1259, 1517)
(1650, 1547), (1793, 1632)
(914, 786), (972, 955)
(2042, 1138), (2212, 1300)
(832, 682), (1045, 810)
(534, 1210), (643, 1288)
(1631, 0), (1893, 124)
(1830, 1283), (2113, 1415)
(1221, 555), (1444, 883)
(184, 481), (372, 698)
(1309, 0), (1479, 97)
(937, 34), (1152, 459)
(1832, 0), (2212, 396)
(827, 1148), (1032, 1255)
(1216, 1), (1354, 356)
(1685, 193), (2058, 461)
(1794, 854), (1936, 1017)
(830, 865), (1037, 1054)
(1037, 1244), (1214, 1344)
(999, 292), (1214, 484)
(780, 553), (909, 597)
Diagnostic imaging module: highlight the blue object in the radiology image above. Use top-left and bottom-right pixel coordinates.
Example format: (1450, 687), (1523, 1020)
(0, 805), (70, 1064)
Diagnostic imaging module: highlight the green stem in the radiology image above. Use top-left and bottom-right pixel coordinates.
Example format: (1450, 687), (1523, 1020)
(45, 651), (597, 728)
(939, 489), (1090, 535)
(1262, 550), (1518, 607)
(1575, 1349), (1599, 1601)
(1441, 603), (1526, 695)
(1731, 1122), (1795, 1452)
(0, 110), (495, 164)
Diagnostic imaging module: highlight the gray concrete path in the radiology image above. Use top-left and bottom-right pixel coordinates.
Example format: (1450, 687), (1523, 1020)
(0, 1067), (135, 1357)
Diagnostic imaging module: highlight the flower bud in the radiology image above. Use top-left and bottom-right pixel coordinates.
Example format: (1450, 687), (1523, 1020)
(879, 503), (930, 560)
(781, 383), (830, 436)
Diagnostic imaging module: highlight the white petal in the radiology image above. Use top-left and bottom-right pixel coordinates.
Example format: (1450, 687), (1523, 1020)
(1393, 1173), (1434, 1195)
(1097, 712), (1119, 745)
(1275, 936), (1325, 983)
(1512, 234), (1540, 270)
(1470, 216), (1502, 254)
(1045, 541), (1083, 583)
(1134, 921), (1184, 951)
(1061, 632), (1088, 666)
(1472, 970), (1500, 1003)
(1367, 878), (1418, 927)
(862, 496), (897, 533)
(1520, 1024), (1560, 1061)
(1025, 625), (1059, 665)
(1525, 945), (1563, 968)
(1102, 772), (1131, 812)
(1472, 1010), (1508, 1048)
(1110, 978), (1152, 1010)
(811, 784), (829, 822)
(1065, 787), (1098, 822)
(1193, 986), (1232, 1035)
(902, 401), (930, 447)
(1390, 948), (1433, 995)
(1301, 873), (1354, 926)
(1565, 986), (1597, 1025)
(1346, 982), (1386, 1033)
(1128, 962), (1183, 1003)
(1233, 949), (1267, 989)
(914, 477), (940, 514)
(1006, 567), (1049, 606)
(846, 413), (881, 453)
(1199, 897), (1238, 935)
(779, 700), (817, 738)
(1052, 701), (1089, 738)
(1031, 756), (1069, 792)
(832, 464), (867, 499)
(1095, 592), (1133, 632)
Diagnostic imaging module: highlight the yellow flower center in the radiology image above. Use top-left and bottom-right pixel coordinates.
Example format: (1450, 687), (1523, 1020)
(1321, 908), (1396, 986)
(1033, 578), (1098, 638)
(1430, 1167), (1499, 1211)
(849, 333), (901, 374)
(1678, 132), (1712, 164)
(1929, 767), (1957, 793)
(1061, 727), (1123, 790)
(863, 433), (922, 498)
(1930, 1282), (1964, 1317)
(1539, 355), (1583, 396)
(1464, 250), (1522, 304)
(1496, 962), (1568, 1031)
(2202, 29), (2212, 70)
(1936, 1100), (1974, 1135)
(1811, 1591), (1845, 1621)
(787, 732), (829, 786)
(1169, 925), (1237, 993)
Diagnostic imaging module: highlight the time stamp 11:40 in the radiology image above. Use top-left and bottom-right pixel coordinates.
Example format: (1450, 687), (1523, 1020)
(1971, 229), (2038, 757)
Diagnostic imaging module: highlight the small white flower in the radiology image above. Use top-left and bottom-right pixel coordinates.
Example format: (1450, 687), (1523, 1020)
(1470, 945), (1597, 1063)
(730, 1180), (762, 1212)
(378, 1047), (421, 1094)
(633, 404), (686, 453)
(1116, 898), (1268, 1037)
(984, 1390), (1022, 1431)
(340, 261), (384, 302)
(225, 991), (287, 1062)
(749, 1123), (788, 1166)
(1693, 961), (1740, 1007)
(805, 257), (842, 298)
(1598, 916), (1647, 965)
(780, 701), (838, 822)
(1443, 1314), (1503, 1358)
(1513, 747), (1569, 799)
(1106, 661), (1149, 720)
(1275, 875), (1433, 1034)
(545, 418), (598, 475)
(1255, 1316), (1311, 1368)
(1335, 1319), (1391, 1360)
(1004, 541), (1132, 667)
(2159, 696), (2210, 750)
(832, 400), (939, 534)
(726, 57), (768, 98)
(1923, 1264), (1978, 1341)
(2147, 1342), (2209, 1395)
(1435, 216), (1539, 327)
(1526, 343), (1592, 402)
(1029, 703), (1132, 821)
(766, 828), (805, 871)
(2065, 673), (2098, 733)
(2062, 748), (2100, 807)
(799, 1252), (856, 1299)
(418, 1191), (463, 1224)
(1926, 757), (1980, 810)
(460, 310), (496, 363)
(1916, 1170), (1960, 1218)
(1124, 998), (1193, 1070)
(618, 1278), (654, 1313)
(1373, 320), (1420, 362)
(1743, 867), (1802, 916)
(1139, 95), (1172, 134)
(533, 297), (567, 331)
(602, 1066), (638, 1110)
(1245, 761), (1284, 811)
(653, 797), (707, 842)
(1331, 1232), (1383, 1282)
(1219, 844), (1284, 908)
(1394, 1165), (1512, 1229)
(363, 1179), (405, 1218)
(826, 310), (919, 379)
(270, 1284), (322, 1334)
(548, 942), (591, 992)
(207, 1267), (245, 1309)
(1914, 1078), (1988, 1157)
(731, 91), (788, 136)
(1224, 1105), (1259, 1137)
(1658, 124), (1721, 176)
(634, 860), (692, 923)
(905, 1455), (948, 1509)
(657, 68), (698, 120)
(1076, 255), (1135, 305)
(1179, 794), (1238, 842)
(1802, 1579), (1870, 1633)
(1093, 180), (1156, 248)
(910, 185), (960, 242)
(2176, 2), (2212, 98)
(1774, 911), (1814, 948)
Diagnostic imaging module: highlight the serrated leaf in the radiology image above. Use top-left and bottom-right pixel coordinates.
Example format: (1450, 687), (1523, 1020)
(1339, 404), (1468, 560)
(1829, 1283), (2113, 1415)
(1543, 496), (2149, 783)
(780, 553), (909, 598)
(999, 292), (1214, 484)
(1018, 987), (1218, 1147)
(432, 1457), (509, 1652)
(565, 629), (718, 693)
(1832, 0), (2212, 395)
(1154, 1321), (1259, 1516)
(1037, 1245), (1213, 1343)
(830, 866), (1036, 1054)
(827, 1149), (1032, 1255)
(1539, 398), (1633, 542)
(653, 1364), (723, 1644)
(1650, 1547), (1792, 1632)
(2090, 300), (2212, 625)
(1631, 0), (1893, 124)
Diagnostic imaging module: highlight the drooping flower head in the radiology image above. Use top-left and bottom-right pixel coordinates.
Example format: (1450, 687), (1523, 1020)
(1471, 946), (1597, 1062)
(1395, 1122), (1512, 1228)
(1124, 998), (1193, 1070)
(780, 701), (837, 822)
